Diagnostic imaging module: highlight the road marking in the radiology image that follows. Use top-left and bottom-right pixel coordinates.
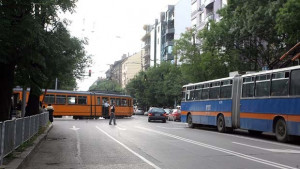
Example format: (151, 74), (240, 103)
(156, 126), (184, 130)
(232, 142), (300, 154)
(116, 126), (127, 130)
(96, 126), (161, 169)
(136, 126), (297, 169)
(70, 126), (80, 131)
(186, 125), (300, 150)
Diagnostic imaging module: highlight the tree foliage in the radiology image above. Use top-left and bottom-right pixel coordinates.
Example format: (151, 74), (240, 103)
(0, 0), (90, 120)
(126, 62), (186, 109)
(89, 79), (124, 93)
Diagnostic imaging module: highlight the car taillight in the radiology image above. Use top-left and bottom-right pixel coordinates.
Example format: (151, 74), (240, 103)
(148, 113), (153, 116)
(163, 113), (167, 117)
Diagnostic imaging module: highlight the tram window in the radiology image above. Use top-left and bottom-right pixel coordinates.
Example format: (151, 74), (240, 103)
(255, 81), (270, 97)
(44, 95), (55, 104)
(220, 86), (232, 98)
(97, 97), (101, 105)
(68, 96), (77, 105)
(128, 99), (131, 106)
(122, 99), (128, 106)
(194, 89), (202, 100)
(290, 69), (300, 95)
(116, 98), (121, 106)
(102, 97), (108, 104)
(110, 98), (115, 105)
(56, 95), (66, 104)
(242, 83), (254, 97)
(209, 87), (220, 99)
(201, 88), (209, 100)
(78, 96), (87, 105)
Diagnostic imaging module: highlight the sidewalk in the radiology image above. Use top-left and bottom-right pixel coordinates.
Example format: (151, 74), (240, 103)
(2, 123), (53, 169)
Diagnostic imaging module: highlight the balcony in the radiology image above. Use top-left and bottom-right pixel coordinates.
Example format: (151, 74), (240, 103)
(164, 41), (174, 48)
(204, 0), (214, 8)
(165, 28), (174, 35)
(205, 12), (214, 22)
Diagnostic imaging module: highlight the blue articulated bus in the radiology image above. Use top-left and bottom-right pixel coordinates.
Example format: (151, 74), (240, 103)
(181, 65), (300, 142)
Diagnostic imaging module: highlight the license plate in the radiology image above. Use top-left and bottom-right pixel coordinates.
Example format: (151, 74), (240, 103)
(155, 114), (160, 116)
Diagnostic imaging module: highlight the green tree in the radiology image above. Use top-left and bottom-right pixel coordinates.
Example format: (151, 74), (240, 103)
(89, 79), (123, 93)
(276, 0), (300, 45)
(0, 0), (90, 120)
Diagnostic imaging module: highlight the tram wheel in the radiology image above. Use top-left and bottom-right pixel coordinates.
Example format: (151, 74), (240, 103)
(217, 115), (226, 133)
(275, 119), (288, 142)
(187, 114), (194, 128)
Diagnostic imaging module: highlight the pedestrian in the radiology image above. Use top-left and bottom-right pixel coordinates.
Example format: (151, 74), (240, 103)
(109, 103), (116, 125)
(104, 101), (110, 117)
(46, 104), (54, 123)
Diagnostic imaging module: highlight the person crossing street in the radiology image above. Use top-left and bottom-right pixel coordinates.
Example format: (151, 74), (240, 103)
(109, 103), (116, 125)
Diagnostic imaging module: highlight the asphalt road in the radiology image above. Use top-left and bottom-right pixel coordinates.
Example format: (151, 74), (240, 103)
(24, 115), (300, 169)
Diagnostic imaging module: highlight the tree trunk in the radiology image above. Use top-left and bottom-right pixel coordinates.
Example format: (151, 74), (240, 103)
(0, 63), (15, 121)
(25, 85), (41, 116)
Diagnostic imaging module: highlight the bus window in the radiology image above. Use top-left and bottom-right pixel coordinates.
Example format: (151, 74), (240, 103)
(209, 82), (220, 99)
(201, 84), (209, 100)
(255, 74), (270, 97)
(68, 96), (77, 105)
(97, 97), (101, 105)
(271, 72), (289, 96)
(122, 99), (128, 106)
(78, 96), (87, 105)
(44, 94), (55, 104)
(220, 80), (232, 99)
(102, 97), (108, 104)
(242, 77), (255, 97)
(56, 95), (66, 104)
(290, 69), (300, 95)
(116, 98), (121, 106)
(110, 98), (115, 105)
(194, 89), (202, 100)
(182, 87), (186, 101)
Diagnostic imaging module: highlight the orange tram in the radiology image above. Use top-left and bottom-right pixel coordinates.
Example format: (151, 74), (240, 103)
(13, 88), (134, 119)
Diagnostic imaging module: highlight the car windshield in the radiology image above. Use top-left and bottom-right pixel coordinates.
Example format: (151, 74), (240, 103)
(151, 108), (165, 113)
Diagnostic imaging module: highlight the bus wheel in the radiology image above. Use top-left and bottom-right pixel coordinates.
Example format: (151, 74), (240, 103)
(217, 115), (226, 133)
(275, 119), (288, 142)
(187, 114), (194, 128)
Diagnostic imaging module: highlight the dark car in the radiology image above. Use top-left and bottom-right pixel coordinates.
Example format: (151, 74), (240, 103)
(148, 107), (167, 123)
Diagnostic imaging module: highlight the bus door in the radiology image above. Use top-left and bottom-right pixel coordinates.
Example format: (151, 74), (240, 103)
(231, 75), (242, 128)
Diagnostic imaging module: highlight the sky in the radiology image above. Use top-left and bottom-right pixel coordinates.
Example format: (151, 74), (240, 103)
(60, 0), (179, 91)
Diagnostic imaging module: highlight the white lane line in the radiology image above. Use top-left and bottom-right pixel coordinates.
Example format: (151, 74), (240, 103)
(156, 126), (184, 130)
(233, 142), (300, 154)
(187, 126), (300, 150)
(116, 126), (127, 130)
(95, 126), (161, 169)
(136, 126), (297, 169)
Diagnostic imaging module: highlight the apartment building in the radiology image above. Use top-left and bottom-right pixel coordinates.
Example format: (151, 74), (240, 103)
(191, 0), (227, 31)
(121, 51), (143, 88)
(141, 0), (191, 69)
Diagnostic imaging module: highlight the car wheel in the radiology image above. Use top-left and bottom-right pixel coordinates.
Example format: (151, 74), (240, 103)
(275, 119), (288, 142)
(217, 115), (226, 133)
(163, 119), (166, 123)
(148, 119), (151, 122)
(187, 114), (194, 128)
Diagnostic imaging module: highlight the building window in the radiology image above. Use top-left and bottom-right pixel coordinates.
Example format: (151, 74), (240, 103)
(192, 18), (197, 27)
(192, 1), (197, 13)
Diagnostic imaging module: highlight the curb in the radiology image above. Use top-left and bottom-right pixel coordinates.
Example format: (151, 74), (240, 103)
(3, 123), (53, 169)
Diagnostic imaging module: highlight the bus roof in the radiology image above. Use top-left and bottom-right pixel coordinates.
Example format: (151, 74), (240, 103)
(183, 76), (234, 88)
(242, 65), (300, 78)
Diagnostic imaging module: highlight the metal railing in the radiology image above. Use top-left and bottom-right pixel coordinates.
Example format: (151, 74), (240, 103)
(0, 112), (49, 165)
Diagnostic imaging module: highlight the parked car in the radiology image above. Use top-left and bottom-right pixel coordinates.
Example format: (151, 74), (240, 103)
(168, 109), (181, 121)
(148, 107), (167, 123)
(163, 108), (172, 116)
(134, 108), (144, 115)
(144, 111), (148, 116)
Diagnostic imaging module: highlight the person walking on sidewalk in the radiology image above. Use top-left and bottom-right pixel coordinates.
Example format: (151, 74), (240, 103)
(46, 104), (54, 123)
(109, 103), (116, 125)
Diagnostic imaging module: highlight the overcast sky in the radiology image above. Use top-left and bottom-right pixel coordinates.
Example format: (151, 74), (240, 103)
(60, 0), (179, 91)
